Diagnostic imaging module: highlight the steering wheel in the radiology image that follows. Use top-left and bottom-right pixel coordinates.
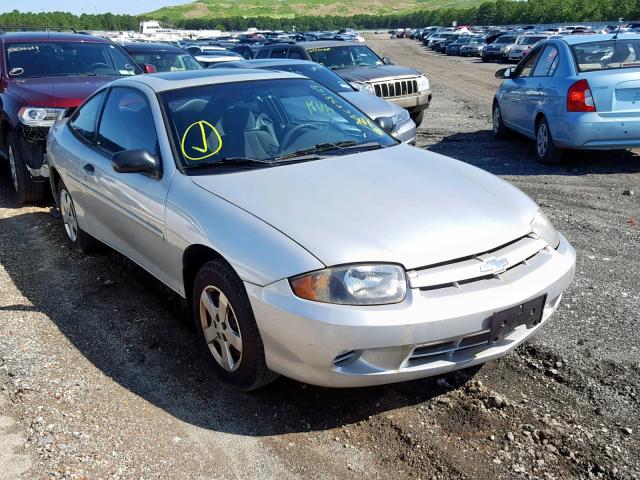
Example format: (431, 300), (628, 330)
(281, 123), (322, 150)
(87, 62), (109, 73)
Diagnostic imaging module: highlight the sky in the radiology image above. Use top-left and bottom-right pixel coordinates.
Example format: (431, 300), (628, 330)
(0, 0), (190, 15)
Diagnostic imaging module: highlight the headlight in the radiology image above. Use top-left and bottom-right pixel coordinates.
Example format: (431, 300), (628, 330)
(417, 75), (430, 92)
(290, 264), (407, 305)
(350, 82), (375, 95)
(18, 107), (66, 127)
(531, 210), (560, 248)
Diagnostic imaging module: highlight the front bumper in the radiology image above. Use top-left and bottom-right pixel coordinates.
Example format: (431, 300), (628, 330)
(388, 89), (432, 113)
(549, 112), (640, 149)
(482, 51), (508, 61)
(392, 117), (417, 144)
(246, 234), (576, 387)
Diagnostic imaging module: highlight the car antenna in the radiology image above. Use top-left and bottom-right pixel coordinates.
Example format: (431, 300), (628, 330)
(612, 17), (623, 40)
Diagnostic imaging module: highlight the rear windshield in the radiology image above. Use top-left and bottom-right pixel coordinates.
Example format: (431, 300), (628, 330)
(265, 64), (353, 93)
(517, 36), (547, 45)
(128, 50), (202, 72)
(572, 40), (640, 71)
(5, 42), (139, 78)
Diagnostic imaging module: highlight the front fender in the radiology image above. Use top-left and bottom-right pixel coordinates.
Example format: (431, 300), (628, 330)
(165, 173), (325, 293)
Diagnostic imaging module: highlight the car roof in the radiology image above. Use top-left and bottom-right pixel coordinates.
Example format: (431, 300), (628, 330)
(121, 42), (184, 52)
(112, 68), (303, 92)
(559, 33), (638, 45)
(0, 32), (110, 43)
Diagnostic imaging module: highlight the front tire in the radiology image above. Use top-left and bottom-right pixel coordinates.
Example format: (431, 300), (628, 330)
(192, 259), (278, 391)
(57, 180), (99, 253)
(7, 133), (47, 204)
(535, 117), (563, 164)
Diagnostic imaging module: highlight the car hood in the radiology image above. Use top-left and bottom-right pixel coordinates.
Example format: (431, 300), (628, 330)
(190, 145), (539, 270)
(8, 75), (121, 108)
(339, 91), (397, 119)
(332, 65), (421, 82)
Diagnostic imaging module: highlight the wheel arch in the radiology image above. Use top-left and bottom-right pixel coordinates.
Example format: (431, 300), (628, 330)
(182, 244), (230, 318)
(49, 166), (61, 205)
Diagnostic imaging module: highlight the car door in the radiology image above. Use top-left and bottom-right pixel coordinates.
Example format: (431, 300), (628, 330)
(499, 47), (543, 135)
(528, 45), (561, 126)
(84, 86), (173, 285)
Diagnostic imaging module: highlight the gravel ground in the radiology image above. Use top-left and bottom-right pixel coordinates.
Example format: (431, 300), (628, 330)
(0, 36), (639, 480)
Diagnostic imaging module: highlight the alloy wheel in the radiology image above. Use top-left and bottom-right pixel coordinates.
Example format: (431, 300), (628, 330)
(537, 123), (549, 158)
(199, 286), (243, 372)
(8, 146), (18, 192)
(59, 189), (79, 242)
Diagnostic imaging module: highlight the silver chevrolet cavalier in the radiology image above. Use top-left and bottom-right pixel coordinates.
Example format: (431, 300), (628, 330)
(47, 69), (576, 390)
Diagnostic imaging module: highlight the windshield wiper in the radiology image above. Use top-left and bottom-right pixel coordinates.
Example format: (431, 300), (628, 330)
(184, 157), (274, 170)
(274, 140), (386, 162)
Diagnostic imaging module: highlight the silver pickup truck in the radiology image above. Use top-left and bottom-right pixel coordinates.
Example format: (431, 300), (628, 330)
(255, 41), (432, 126)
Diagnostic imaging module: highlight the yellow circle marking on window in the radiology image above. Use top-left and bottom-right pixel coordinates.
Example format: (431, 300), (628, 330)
(180, 120), (223, 161)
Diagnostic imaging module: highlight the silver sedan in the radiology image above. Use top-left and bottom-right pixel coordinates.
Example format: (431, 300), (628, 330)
(47, 69), (576, 390)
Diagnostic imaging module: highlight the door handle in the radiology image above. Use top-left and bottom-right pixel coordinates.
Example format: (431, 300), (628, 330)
(83, 163), (95, 174)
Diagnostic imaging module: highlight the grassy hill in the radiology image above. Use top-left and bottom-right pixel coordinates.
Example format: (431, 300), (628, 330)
(149, 0), (483, 19)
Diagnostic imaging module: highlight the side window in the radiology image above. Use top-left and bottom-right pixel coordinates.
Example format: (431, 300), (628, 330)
(97, 88), (158, 156)
(256, 49), (270, 59)
(271, 47), (288, 59)
(533, 46), (559, 76)
(515, 47), (542, 77)
(288, 49), (304, 60)
(68, 90), (106, 143)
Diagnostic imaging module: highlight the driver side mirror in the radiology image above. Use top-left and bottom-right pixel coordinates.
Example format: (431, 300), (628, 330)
(495, 67), (514, 79)
(382, 56), (394, 65)
(375, 116), (395, 133)
(143, 64), (157, 74)
(112, 149), (161, 178)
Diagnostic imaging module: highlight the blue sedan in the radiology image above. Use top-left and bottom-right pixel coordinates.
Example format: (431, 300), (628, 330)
(492, 34), (640, 163)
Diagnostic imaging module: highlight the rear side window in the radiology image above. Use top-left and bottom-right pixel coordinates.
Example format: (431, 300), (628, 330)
(289, 49), (304, 60)
(69, 90), (106, 143)
(255, 49), (270, 59)
(271, 47), (288, 59)
(97, 88), (158, 155)
(572, 40), (640, 71)
(533, 46), (559, 76)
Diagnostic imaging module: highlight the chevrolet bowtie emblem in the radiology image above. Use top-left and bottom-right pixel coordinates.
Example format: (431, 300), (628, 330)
(479, 257), (509, 274)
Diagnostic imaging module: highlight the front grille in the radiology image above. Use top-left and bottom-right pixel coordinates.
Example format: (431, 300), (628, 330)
(21, 125), (50, 143)
(373, 77), (418, 99)
(409, 330), (491, 362)
(408, 235), (548, 291)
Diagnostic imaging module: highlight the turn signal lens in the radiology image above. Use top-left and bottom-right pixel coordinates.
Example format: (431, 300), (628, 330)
(290, 264), (407, 305)
(567, 79), (596, 112)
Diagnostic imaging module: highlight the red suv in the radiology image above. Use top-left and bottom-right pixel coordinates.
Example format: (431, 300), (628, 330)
(0, 32), (141, 203)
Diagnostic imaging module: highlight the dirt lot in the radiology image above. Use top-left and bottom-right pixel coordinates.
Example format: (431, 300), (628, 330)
(1, 36), (639, 480)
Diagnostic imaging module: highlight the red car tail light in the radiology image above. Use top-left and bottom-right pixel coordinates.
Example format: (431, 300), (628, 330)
(567, 79), (596, 112)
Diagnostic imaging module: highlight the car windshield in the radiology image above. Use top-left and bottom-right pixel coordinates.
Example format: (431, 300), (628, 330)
(496, 36), (517, 44)
(517, 36), (547, 45)
(469, 38), (485, 44)
(572, 40), (640, 71)
(161, 78), (396, 168)
(5, 42), (138, 78)
(128, 50), (202, 72)
(263, 63), (353, 93)
(306, 45), (383, 69)
(453, 37), (471, 44)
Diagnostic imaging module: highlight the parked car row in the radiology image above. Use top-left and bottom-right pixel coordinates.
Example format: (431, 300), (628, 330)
(0, 29), (577, 392)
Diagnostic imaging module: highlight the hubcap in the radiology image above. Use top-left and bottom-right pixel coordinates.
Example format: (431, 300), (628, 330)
(493, 107), (500, 134)
(8, 146), (18, 192)
(199, 286), (243, 372)
(59, 189), (79, 242)
(537, 123), (548, 157)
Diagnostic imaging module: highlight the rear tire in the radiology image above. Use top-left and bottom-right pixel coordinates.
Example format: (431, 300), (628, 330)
(7, 133), (47, 204)
(192, 259), (278, 391)
(57, 180), (100, 253)
(535, 117), (563, 164)
(410, 110), (425, 128)
(492, 103), (509, 139)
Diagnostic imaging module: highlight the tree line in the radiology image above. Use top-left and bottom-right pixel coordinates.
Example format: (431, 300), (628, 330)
(1, 0), (640, 33)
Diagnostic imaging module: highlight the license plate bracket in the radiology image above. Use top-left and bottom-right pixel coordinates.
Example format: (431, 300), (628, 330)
(489, 295), (546, 343)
